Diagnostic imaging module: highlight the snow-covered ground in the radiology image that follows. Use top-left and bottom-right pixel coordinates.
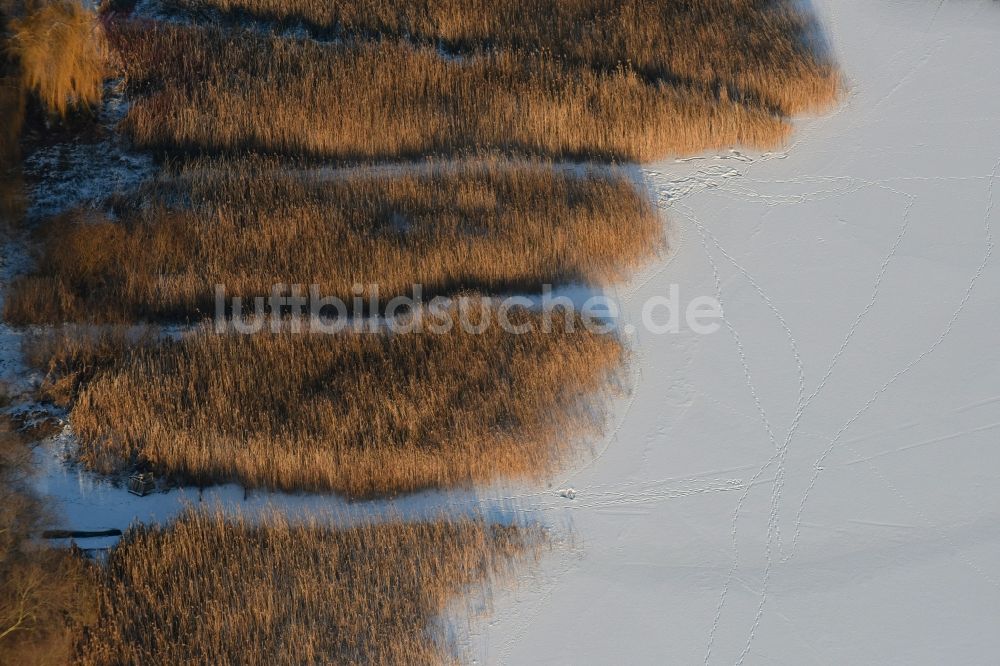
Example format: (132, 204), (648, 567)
(474, 1), (1000, 663)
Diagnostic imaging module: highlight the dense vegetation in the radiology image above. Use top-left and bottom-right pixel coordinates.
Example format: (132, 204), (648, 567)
(77, 510), (542, 665)
(5, 159), (661, 324)
(28, 308), (623, 495)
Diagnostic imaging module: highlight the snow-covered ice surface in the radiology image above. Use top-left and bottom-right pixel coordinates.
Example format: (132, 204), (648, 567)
(471, 1), (1000, 663)
(22, 82), (155, 220)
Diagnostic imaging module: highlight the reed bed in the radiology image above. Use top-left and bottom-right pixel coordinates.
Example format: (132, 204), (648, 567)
(109, 19), (790, 162)
(29, 306), (623, 495)
(163, 0), (839, 116)
(5, 159), (662, 325)
(77, 509), (543, 665)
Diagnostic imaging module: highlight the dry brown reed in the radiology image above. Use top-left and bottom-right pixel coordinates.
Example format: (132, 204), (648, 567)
(163, 0), (839, 116)
(4, 159), (662, 325)
(76, 509), (542, 666)
(108, 19), (791, 162)
(29, 306), (623, 495)
(7, 0), (105, 117)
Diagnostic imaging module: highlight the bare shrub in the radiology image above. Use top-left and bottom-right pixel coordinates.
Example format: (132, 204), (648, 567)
(0, 417), (96, 666)
(7, 0), (106, 117)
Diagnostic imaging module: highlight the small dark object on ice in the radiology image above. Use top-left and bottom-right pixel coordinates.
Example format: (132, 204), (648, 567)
(42, 528), (122, 539)
(128, 472), (156, 496)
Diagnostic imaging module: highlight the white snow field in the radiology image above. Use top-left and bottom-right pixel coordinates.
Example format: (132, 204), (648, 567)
(472, 0), (1000, 663)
